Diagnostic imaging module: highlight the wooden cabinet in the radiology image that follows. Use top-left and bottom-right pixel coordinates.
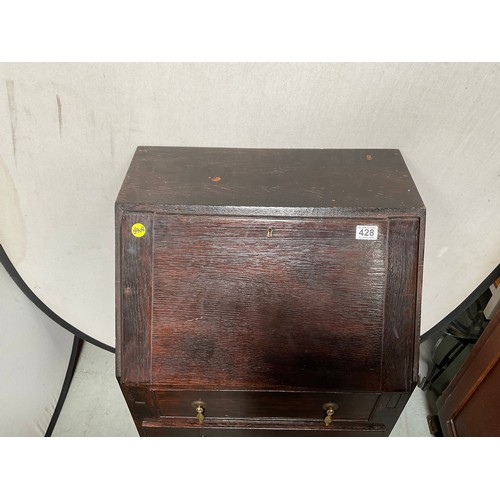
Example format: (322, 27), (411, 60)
(115, 147), (425, 436)
(437, 307), (500, 436)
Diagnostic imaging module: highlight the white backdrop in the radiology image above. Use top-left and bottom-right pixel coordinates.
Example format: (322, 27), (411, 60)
(1, 63), (499, 347)
(0, 260), (73, 435)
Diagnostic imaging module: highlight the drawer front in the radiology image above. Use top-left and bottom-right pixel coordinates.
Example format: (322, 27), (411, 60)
(153, 390), (381, 422)
(151, 215), (388, 392)
(142, 418), (387, 437)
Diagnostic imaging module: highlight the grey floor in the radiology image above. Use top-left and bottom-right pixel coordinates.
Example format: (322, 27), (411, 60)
(53, 341), (433, 437)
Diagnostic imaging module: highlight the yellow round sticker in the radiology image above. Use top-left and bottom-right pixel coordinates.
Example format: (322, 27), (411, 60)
(131, 223), (146, 238)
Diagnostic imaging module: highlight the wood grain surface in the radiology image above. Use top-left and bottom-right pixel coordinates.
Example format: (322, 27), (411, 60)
(119, 212), (153, 384)
(117, 147), (425, 211)
(141, 417), (387, 437)
(151, 215), (387, 391)
(437, 308), (500, 436)
(152, 390), (380, 421)
(381, 218), (420, 392)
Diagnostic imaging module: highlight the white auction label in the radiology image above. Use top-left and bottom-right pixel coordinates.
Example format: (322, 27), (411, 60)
(356, 225), (378, 240)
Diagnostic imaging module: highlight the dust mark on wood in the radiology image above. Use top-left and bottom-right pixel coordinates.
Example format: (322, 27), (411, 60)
(56, 94), (63, 137)
(184, 316), (204, 323)
(392, 326), (400, 339)
(6, 80), (17, 164)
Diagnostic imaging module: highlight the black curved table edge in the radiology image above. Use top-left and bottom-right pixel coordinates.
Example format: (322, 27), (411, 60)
(0, 245), (115, 353)
(0, 244), (114, 437)
(44, 336), (83, 437)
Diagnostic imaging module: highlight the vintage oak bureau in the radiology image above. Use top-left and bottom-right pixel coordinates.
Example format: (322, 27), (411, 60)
(115, 146), (425, 436)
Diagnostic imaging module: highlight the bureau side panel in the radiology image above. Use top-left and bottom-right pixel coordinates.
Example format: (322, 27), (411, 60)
(413, 212), (426, 382)
(381, 218), (420, 392)
(115, 206), (122, 378)
(120, 212), (154, 384)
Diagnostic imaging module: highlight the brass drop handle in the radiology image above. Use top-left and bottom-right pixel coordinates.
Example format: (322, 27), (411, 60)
(322, 403), (339, 426)
(192, 400), (206, 424)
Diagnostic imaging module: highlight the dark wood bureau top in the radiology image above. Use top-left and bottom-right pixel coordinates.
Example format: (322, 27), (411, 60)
(116, 147), (424, 214)
(116, 146), (426, 436)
